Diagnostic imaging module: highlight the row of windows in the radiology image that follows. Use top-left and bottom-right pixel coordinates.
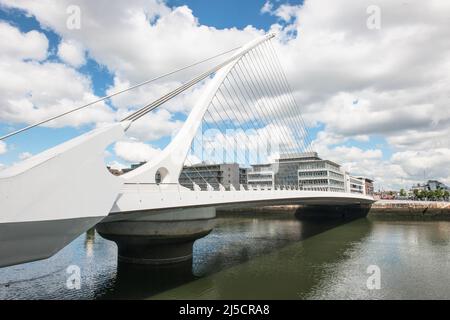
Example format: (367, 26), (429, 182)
(299, 179), (330, 185)
(299, 180), (345, 186)
(298, 170), (328, 177)
(179, 177), (223, 183)
(350, 178), (364, 185)
(329, 180), (345, 186)
(298, 170), (344, 180)
(297, 162), (340, 171)
(329, 171), (344, 179)
(301, 186), (345, 192)
(248, 173), (273, 178)
(250, 165), (273, 173)
(248, 181), (273, 186)
(180, 173), (223, 179)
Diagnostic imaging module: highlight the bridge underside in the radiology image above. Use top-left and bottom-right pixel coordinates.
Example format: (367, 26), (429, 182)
(216, 196), (373, 210)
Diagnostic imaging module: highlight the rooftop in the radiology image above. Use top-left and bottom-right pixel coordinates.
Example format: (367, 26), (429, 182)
(278, 152), (321, 161)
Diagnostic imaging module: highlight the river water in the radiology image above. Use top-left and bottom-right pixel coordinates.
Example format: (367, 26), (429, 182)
(1, 212), (450, 299)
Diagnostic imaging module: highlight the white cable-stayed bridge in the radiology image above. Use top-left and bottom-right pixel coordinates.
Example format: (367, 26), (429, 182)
(0, 33), (374, 267)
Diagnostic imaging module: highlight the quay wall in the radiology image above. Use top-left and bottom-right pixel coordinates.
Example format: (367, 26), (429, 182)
(369, 200), (450, 220)
(217, 200), (450, 219)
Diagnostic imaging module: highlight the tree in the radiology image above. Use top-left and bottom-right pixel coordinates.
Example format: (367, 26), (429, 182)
(419, 190), (427, 201)
(435, 189), (444, 201)
(444, 190), (450, 201)
(400, 189), (407, 197)
(413, 189), (420, 200)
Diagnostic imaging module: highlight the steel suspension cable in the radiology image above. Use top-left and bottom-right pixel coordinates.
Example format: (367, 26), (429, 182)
(122, 35), (275, 123)
(215, 85), (268, 166)
(208, 98), (251, 168)
(246, 51), (300, 155)
(259, 42), (313, 153)
(254, 44), (313, 154)
(245, 50), (304, 155)
(266, 40), (314, 151)
(233, 59), (292, 157)
(239, 55), (296, 155)
(229, 65), (280, 151)
(0, 46), (242, 141)
(221, 73), (278, 164)
(222, 75), (273, 161)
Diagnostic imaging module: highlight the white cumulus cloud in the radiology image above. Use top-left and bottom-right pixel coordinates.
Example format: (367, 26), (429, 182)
(114, 140), (161, 163)
(0, 22), (48, 60)
(58, 39), (86, 67)
(1, 0), (449, 190)
(0, 141), (6, 154)
(0, 22), (115, 128)
(18, 152), (32, 160)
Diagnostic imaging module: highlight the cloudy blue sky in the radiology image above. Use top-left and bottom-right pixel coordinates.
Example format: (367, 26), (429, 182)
(0, 0), (449, 190)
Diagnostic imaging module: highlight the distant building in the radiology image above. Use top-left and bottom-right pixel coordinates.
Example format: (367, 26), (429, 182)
(239, 167), (248, 186)
(247, 152), (348, 192)
(107, 166), (123, 176)
(247, 163), (275, 189)
(427, 180), (449, 191)
(294, 154), (346, 192)
(411, 184), (427, 192)
(374, 191), (396, 200)
(345, 175), (365, 194)
(122, 162), (146, 174)
(354, 177), (374, 195)
(179, 163), (246, 190)
(412, 180), (449, 192)
(116, 161), (246, 190)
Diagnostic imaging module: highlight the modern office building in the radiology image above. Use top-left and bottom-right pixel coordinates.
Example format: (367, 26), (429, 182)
(239, 167), (248, 186)
(355, 177), (374, 195)
(179, 162), (246, 190)
(294, 154), (345, 192)
(118, 161), (247, 190)
(247, 152), (347, 192)
(345, 175), (365, 194)
(247, 163), (275, 189)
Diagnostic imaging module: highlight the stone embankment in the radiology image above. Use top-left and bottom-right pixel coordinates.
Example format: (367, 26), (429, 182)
(369, 200), (450, 219)
(217, 200), (450, 220)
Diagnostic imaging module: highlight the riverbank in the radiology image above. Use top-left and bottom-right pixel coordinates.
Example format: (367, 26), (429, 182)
(369, 200), (450, 220)
(218, 200), (450, 220)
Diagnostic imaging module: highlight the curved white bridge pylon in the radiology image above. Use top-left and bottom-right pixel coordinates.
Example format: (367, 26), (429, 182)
(123, 33), (276, 186)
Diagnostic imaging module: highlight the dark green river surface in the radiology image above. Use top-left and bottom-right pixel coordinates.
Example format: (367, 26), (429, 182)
(1, 212), (450, 299)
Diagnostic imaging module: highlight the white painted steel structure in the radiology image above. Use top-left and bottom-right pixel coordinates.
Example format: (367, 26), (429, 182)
(0, 33), (374, 267)
(108, 186), (373, 222)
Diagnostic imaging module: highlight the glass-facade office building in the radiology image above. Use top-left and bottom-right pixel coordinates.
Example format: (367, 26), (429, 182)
(247, 152), (347, 192)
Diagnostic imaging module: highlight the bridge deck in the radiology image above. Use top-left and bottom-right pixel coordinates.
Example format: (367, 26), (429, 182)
(107, 184), (374, 221)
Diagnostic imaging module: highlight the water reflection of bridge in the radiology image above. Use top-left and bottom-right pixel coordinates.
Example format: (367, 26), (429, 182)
(99, 212), (371, 300)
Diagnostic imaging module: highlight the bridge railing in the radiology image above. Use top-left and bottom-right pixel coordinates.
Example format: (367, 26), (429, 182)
(123, 182), (351, 195)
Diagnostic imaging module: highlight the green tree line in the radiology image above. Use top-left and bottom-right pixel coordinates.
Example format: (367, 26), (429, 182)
(412, 189), (450, 201)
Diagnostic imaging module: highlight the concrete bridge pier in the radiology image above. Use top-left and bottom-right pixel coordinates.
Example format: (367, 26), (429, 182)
(96, 207), (216, 264)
